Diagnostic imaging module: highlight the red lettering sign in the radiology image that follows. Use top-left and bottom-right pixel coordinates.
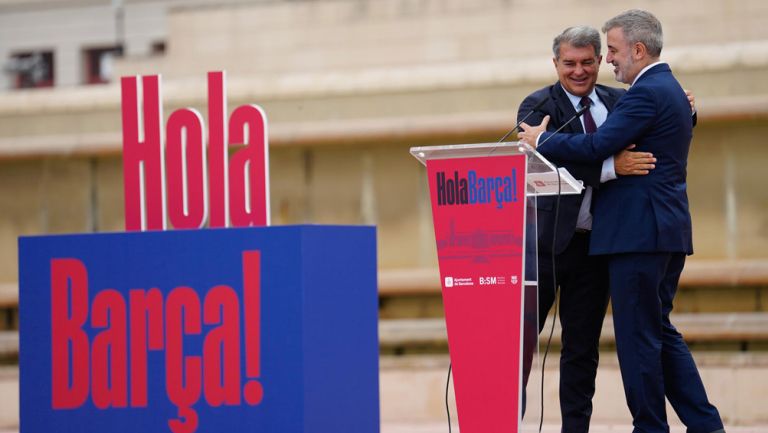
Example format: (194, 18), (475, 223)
(50, 251), (263, 433)
(120, 72), (270, 231)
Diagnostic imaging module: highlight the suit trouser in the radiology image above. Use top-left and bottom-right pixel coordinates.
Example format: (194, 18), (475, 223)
(536, 232), (610, 433)
(609, 253), (723, 433)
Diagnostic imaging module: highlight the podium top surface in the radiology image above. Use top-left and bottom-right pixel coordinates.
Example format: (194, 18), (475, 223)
(410, 141), (526, 165)
(410, 141), (584, 196)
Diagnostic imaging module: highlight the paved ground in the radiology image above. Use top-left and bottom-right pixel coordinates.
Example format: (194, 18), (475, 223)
(2, 423), (765, 432)
(381, 423), (768, 433)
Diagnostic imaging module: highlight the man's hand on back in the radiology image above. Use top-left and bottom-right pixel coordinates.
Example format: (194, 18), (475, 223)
(614, 144), (656, 176)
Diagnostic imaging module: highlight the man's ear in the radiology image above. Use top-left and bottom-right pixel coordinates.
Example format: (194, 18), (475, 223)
(633, 42), (646, 60)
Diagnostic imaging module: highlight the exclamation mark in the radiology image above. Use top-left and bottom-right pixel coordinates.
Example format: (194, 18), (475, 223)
(242, 250), (263, 405)
(511, 168), (518, 202)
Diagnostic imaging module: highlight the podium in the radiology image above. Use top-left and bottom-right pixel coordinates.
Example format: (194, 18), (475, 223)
(410, 142), (582, 433)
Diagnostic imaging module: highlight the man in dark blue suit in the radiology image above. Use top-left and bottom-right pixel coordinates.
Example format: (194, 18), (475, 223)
(519, 10), (724, 433)
(518, 26), (658, 433)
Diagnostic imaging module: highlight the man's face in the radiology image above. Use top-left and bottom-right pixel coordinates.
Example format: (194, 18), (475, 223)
(605, 27), (636, 84)
(554, 42), (602, 97)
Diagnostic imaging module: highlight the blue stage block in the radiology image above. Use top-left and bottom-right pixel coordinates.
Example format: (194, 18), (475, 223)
(18, 225), (379, 433)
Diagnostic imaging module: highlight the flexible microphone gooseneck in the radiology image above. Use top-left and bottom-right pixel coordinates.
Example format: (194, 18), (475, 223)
(497, 96), (551, 144)
(535, 104), (589, 148)
(534, 103), (588, 433)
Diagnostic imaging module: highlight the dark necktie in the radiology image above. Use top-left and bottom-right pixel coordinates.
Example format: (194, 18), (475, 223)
(580, 96), (597, 133)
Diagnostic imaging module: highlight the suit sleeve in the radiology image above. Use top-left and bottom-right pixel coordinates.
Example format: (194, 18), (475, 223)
(538, 85), (657, 162)
(519, 93), (602, 187)
(517, 94), (547, 125)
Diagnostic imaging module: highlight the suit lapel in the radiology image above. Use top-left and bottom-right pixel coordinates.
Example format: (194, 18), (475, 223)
(552, 83), (584, 134)
(595, 85), (621, 113)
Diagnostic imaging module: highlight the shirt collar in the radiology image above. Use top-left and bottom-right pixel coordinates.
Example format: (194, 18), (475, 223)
(560, 84), (599, 111)
(632, 61), (665, 86)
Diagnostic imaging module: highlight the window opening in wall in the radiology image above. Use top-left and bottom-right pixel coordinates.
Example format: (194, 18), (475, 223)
(5, 51), (54, 89)
(151, 41), (166, 56)
(83, 46), (123, 85)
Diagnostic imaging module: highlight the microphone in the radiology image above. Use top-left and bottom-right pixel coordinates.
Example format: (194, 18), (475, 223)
(497, 96), (550, 143)
(535, 104), (589, 148)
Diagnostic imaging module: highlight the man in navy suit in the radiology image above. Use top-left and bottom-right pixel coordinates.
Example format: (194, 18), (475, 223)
(519, 10), (724, 433)
(517, 26), (658, 433)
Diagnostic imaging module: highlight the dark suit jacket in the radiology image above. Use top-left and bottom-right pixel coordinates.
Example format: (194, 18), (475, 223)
(517, 83), (624, 254)
(536, 64), (694, 255)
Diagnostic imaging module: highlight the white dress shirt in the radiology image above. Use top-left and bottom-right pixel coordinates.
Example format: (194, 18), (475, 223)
(560, 84), (617, 231)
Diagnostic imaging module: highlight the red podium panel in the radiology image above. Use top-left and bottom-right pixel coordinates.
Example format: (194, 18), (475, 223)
(426, 154), (527, 433)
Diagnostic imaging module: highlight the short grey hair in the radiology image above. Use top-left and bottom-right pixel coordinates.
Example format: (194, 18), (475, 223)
(602, 9), (663, 57)
(552, 26), (602, 60)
